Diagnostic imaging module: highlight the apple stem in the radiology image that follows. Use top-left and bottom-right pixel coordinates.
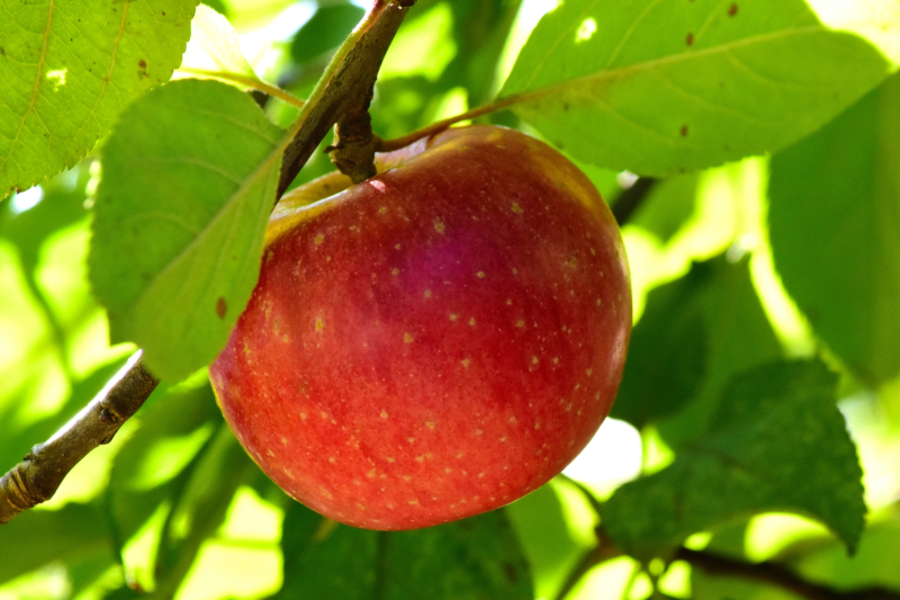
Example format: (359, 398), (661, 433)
(276, 0), (417, 197)
(326, 86), (380, 184)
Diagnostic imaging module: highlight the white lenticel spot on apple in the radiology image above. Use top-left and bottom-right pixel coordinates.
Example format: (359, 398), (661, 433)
(509, 416), (517, 424)
(328, 456), (336, 463)
(315, 318), (325, 332)
(391, 268), (400, 276)
(475, 429), (483, 436)
(456, 452), (464, 458)
(404, 332), (414, 343)
(314, 234), (325, 245)
(416, 456), (424, 463)
(531, 356), (539, 364)
(449, 313), (459, 321)
(515, 320), (526, 328)
(380, 409), (389, 419)
(476, 270), (486, 278)
(367, 469), (377, 478)
(444, 467), (452, 473)
(426, 421), (436, 429)
(535, 422), (541, 430)
(461, 358), (471, 367)
(403, 475), (412, 482)
(500, 436), (508, 442)
(434, 219), (446, 234)
(511, 202), (523, 214)
(386, 457), (395, 463)
(424, 289), (432, 298)
(468, 317), (476, 326)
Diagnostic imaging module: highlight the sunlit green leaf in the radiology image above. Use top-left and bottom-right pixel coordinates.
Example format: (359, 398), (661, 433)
(153, 424), (256, 597)
(178, 4), (263, 86)
(277, 505), (532, 599)
(109, 380), (221, 541)
(769, 71), (900, 386)
(89, 79), (283, 382)
(505, 484), (588, 600)
(0, 0), (198, 199)
(500, 0), (890, 176)
(604, 360), (866, 560)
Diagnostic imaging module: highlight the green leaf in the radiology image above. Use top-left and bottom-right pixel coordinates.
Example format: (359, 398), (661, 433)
(610, 261), (709, 429)
(89, 79), (283, 382)
(603, 360), (866, 560)
(505, 484), (590, 599)
(0, 0), (198, 199)
(154, 424), (257, 597)
(500, 0), (891, 176)
(0, 503), (109, 585)
(277, 505), (533, 600)
(178, 4), (263, 85)
(613, 256), (781, 439)
(769, 71), (900, 386)
(109, 380), (221, 541)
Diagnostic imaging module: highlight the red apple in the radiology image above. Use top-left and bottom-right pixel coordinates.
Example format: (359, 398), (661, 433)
(209, 125), (631, 530)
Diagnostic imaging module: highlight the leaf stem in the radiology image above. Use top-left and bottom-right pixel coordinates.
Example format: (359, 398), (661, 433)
(176, 68), (307, 109)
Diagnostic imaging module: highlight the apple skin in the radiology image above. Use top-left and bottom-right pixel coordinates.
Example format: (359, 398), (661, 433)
(209, 125), (631, 530)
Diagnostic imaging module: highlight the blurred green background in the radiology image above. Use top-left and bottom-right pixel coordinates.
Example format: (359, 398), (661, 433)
(2, 1), (899, 599)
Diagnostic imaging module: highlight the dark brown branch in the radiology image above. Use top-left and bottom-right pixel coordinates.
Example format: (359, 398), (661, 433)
(554, 528), (900, 600)
(0, 352), (158, 524)
(677, 547), (900, 600)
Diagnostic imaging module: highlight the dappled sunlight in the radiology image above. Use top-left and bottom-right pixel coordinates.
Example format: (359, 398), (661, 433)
(563, 418), (642, 498)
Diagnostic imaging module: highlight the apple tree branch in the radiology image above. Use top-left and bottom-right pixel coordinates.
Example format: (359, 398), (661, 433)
(554, 527), (900, 600)
(0, 352), (158, 524)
